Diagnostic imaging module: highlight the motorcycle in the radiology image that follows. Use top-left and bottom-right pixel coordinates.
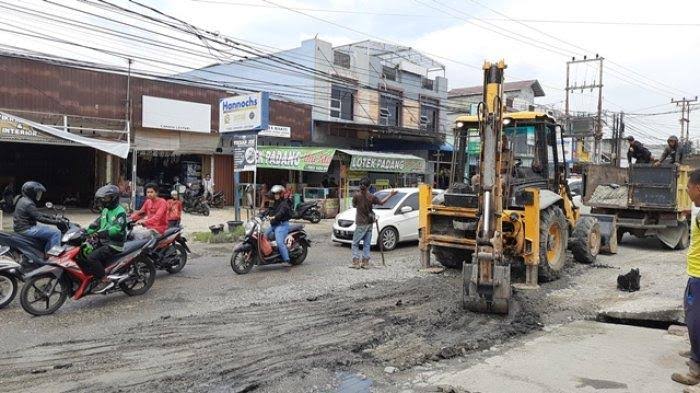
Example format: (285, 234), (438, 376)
(0, 246), (21, 309)
(291, 201), (322, 224)
(149, 225), (191, 273)
(0, 202), (77, 267)
(230, 215), (310, 274)
(206, 191), (225, 209)
(182, 186), (210, 216)
(18, 229), (157, 316)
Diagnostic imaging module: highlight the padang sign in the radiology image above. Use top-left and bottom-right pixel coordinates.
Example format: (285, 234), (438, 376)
(256, 146), (335, 172)
(349, 154), (425, 174)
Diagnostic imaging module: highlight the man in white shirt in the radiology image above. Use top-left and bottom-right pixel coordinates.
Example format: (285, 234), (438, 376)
(202, 173), (214, 200)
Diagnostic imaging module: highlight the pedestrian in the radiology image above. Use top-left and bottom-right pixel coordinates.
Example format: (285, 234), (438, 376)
(349, 177), (396, 269)
(283, 182), (293, 200)
(655, 135), (684, 166)
(673, 169), (700, 391)
(2, 179), (15, 212)
(202, 173), (214, 200)
(167, 190), (183, 228)
(626, 136), (652, 164)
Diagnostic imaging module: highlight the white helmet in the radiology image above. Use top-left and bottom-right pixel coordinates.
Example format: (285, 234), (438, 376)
(270, 185), (285, 194)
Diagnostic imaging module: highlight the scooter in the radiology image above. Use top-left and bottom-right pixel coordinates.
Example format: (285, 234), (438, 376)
(291, 201), (322, 224)
(182, 187), (210, 216)
(149, 226), (191, 273)
(0, 202), (77, 267)
(18, 229), (157, 316)
(206, 191), (225, 209)
(0, 246), (21, 309)
(230, 215), (310, 274)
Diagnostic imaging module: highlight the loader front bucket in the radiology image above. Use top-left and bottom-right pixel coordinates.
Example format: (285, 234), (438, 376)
(463, 262), (511, 314)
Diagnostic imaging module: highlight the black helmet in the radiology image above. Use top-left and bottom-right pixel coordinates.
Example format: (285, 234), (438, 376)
(359, 177), (371, 190)
(95, 184), (120, 209)
(21, 181), (46, 202)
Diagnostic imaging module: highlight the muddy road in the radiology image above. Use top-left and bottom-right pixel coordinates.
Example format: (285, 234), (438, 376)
(0, 272), (547, 393)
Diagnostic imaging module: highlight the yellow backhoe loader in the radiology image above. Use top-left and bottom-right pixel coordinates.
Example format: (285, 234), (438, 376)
(419, 60), (605, 314)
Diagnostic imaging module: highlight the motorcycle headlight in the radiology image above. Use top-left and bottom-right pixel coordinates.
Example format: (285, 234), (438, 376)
(244, 221), (255, 236)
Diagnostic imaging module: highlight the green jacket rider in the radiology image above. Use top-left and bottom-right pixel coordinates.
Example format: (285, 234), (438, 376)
(80, 185), (129, 293)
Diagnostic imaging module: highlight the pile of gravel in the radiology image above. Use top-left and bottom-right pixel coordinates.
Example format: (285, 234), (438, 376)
(589, 184), (628, 207)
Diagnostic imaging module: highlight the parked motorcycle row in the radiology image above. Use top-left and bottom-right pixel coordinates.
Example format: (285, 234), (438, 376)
(0, 203), (191, 316)
(0, 195), (318, 316)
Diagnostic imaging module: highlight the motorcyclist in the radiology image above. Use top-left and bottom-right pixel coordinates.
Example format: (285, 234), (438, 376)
(265, 185), (292, 263)
(82, 185), (129, 293)
(130, 183), (167, 236)
(12, 181), (63, 253)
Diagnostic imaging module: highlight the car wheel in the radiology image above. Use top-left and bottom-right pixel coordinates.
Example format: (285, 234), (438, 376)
(378, 227), (398, 251)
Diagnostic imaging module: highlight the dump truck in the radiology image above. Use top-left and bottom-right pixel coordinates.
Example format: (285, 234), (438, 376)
(418, 60), (603, 314)
(583, 163), (691, 250)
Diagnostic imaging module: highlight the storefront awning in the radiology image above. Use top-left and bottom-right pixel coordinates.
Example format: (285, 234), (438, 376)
(0, 111), (130, 158)
(338, 149), (426, 174)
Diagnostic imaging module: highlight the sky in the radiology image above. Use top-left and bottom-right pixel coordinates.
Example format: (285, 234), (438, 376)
(1, 0), (698, 144)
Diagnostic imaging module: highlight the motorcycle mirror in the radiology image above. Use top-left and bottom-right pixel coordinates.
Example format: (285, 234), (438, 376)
(45, 202), (54, 209)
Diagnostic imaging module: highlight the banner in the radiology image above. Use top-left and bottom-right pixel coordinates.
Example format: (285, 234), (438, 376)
(256, 146), (335, 172)
(233, 133), (257, 172)
(219, 92), (269, 133)
(349, 154), (425, 174)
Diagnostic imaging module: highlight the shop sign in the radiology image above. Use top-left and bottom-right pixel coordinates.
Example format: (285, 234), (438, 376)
(1, 116), (38, 138)
(257, 146), (335, 172)
(233, 133), (258, 172)
(220, 92), (270, 133)
(258, 125), (291, 138)
(349, 155), (425, 174)
(142, 96), (211, 133)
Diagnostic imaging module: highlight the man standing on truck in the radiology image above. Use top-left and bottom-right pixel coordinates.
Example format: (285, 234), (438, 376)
(673, 169), (700, 390)
(654, 135), (684, 166)
(626, 136), (652, 164)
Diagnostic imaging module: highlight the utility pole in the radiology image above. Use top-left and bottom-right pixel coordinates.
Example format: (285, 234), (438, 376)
(565, 55), (604, 163)
(671, 96), (698, 144)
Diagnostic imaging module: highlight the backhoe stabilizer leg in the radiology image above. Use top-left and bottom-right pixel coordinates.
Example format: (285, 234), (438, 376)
(463, 262), (511, 314)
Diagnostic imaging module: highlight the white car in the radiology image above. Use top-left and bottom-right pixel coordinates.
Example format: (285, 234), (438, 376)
(567, 177), (590, 214)
(332, 188), (443, 251)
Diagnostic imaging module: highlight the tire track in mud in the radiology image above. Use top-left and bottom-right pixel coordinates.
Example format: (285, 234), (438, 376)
(0, 275), (543, 393)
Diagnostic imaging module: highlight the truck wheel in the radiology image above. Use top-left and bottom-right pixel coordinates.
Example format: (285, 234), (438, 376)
(434, 246), (472, 269)
(538, 206), (569, 282)
(569, 216), (601, 264)
(675, 221), (690, 250)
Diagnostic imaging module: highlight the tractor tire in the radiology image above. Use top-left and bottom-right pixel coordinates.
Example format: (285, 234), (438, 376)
(433, 246), (472, 269)
(675, 221), (690, 250)
(538, 206), (569, 282)
(569, 216), (601, 264)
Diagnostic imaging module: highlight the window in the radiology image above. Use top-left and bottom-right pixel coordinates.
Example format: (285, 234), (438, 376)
(379, 93), (402, 127)
(333, 51), (351, 68)
(422, 78), (434, 91)
(330, 85), (354, 120)
(420, 97), (439, 133)
(382, 66), (397, 81)
(401, 193), (420, 211)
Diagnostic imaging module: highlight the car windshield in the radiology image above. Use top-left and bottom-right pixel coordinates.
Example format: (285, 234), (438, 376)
(373, 191), (406, 209)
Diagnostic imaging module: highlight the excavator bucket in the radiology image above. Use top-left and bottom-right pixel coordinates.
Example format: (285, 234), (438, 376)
(463, 262), (511, 314)
(587, 213), (618, 254)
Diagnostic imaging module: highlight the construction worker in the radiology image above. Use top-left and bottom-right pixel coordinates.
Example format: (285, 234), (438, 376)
(674, 169), (700, 391)
(626, 136), (652, 164)
(655, 135), (684, 166)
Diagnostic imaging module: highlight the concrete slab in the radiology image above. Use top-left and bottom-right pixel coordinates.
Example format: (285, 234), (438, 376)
(429, 320), (688, 393)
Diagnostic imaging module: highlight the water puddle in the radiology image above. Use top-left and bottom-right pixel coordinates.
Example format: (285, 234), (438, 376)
(335, 371), (373, 393)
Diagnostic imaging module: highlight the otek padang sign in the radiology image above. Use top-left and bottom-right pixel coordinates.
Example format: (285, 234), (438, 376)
(219, 92), (269, 133)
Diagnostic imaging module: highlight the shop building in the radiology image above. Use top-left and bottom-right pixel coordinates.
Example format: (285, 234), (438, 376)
(0, 52), (311, 207)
